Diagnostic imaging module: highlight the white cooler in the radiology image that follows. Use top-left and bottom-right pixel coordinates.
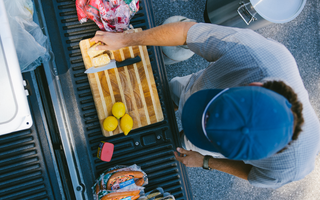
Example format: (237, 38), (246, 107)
(0, 0), (32, 135)
(205, 0), (307, 30)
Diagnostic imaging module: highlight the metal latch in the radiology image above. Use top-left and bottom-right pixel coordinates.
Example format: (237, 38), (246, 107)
(23, 79), (32, 96)
(237, 1), (258, 25)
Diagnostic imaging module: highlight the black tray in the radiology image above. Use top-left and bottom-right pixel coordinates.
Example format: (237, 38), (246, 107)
(38, 0), (193, 199)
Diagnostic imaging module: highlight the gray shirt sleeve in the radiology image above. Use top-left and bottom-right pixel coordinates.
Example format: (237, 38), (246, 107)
(245, 152), (297, 189)
(186, 23), (267, 62)
(186, 23), (238, 62)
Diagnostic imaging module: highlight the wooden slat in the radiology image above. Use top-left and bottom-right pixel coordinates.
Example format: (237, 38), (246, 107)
(79, 29), (164, 137)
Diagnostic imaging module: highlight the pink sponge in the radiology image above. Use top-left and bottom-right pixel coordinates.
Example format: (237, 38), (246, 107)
(97, 141), (114, 162)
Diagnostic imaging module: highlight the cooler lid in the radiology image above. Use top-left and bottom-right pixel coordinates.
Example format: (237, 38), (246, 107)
(250, 0), (306, 23)
(0, 0), (32, 135)
(0, 38), (17, 123)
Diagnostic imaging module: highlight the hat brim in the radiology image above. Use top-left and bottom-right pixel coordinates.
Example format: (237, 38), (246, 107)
(181, 89), (223, 152)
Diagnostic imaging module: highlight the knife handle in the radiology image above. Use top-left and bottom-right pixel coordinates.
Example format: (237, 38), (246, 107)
(116, 56), (141, 68)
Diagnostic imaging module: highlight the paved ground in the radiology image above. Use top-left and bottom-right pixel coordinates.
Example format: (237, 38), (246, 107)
(150, 0), (320, 199)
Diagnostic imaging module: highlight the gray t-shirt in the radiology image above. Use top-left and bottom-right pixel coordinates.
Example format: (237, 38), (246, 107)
(182, 23), (320, 188)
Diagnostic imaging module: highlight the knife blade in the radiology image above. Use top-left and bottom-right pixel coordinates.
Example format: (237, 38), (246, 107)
(85, 56), (141, 74)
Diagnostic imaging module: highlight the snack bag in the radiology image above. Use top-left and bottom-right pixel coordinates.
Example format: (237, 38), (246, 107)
(92, 165), (148, 200)
(100, 190), (141, 199)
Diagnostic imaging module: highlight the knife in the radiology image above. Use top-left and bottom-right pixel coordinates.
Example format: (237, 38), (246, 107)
(85, 56), (141, 74)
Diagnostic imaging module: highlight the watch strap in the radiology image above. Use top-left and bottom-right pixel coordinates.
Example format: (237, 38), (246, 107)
(202, 155), (213, 170)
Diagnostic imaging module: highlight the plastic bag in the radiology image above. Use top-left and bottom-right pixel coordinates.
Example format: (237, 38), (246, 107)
(138, 188), (176, 200)
(4, 0), (49, 72)
(76, 0), (139, 32)
(76, 0), (104, 30)
(98, 190), (141, 200)
(92, 164), (148, 200)
(76, 0), (88, 23)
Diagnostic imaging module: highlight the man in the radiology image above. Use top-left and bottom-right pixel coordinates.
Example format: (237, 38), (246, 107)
(91, 22), (320, 188)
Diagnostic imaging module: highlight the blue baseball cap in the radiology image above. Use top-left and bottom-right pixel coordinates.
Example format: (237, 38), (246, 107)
(181, 86), (294, 160)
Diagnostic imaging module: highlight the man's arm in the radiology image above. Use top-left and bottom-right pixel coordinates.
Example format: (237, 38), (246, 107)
(174, 147), (252, 180)
(90, 22), (196, 51)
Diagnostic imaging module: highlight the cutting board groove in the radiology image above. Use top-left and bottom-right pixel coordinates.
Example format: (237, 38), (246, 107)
(80, 29), (164, 137)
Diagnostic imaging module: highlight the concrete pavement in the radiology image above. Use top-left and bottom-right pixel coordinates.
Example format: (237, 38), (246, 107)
(150, 0), (320, 199)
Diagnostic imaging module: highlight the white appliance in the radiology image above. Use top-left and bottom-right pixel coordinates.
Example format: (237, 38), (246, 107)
(250, 0), (306, 23)
(0, 0), (32, 135)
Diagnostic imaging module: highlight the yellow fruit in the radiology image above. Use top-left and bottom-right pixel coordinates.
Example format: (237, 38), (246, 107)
(120, 114), (133, 135)
(112, 102), (126, 119)
(103, 116), (118, 131)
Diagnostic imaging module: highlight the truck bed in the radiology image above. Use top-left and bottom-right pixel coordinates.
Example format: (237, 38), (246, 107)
(0, 0), (193, 199)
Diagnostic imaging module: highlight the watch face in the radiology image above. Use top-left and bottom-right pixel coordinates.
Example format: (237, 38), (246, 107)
(202, 155), (212, 170)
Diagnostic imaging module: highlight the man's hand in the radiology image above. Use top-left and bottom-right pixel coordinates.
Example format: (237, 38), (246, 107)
(174, 147), (204, 167)
(174, 147), (252, 180)
(90, 31), (128, 51)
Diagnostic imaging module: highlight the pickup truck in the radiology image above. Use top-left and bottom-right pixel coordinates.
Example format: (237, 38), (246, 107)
(0, 0), (193, 199)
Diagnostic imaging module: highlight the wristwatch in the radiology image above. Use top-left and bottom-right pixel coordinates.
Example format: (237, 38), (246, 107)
(202, 155), (213, 170)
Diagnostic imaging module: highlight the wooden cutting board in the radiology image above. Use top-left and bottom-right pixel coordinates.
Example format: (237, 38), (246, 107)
(79, 29), (164, 137)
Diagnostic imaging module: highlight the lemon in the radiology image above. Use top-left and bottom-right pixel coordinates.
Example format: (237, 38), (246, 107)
(103, 116), (118, 131)
(120, 114), (133, 135)
(112, 102), (126, 119)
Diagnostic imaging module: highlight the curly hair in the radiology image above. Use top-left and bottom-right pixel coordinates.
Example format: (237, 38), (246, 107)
(262, 80), (304, 152)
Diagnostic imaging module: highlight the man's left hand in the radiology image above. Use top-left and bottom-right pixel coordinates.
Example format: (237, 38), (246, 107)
(174, 147), (204, 167)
